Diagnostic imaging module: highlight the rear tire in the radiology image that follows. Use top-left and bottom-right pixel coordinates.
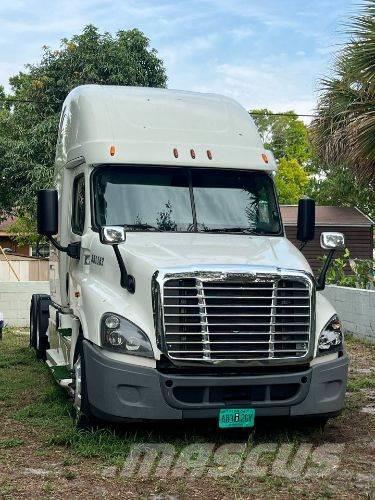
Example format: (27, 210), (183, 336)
(30, 295), (51, 360)
(29, 296), (38, 348)
(36, 295), (51, 360)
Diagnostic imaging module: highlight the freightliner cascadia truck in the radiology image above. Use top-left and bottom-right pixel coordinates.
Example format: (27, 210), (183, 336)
(30, 85), (348, 428)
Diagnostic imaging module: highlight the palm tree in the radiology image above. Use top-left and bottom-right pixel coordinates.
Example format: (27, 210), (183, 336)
(311, 0), (375, 182)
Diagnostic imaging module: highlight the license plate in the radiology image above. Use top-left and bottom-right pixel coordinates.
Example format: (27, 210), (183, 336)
(218, 408), (255, 429)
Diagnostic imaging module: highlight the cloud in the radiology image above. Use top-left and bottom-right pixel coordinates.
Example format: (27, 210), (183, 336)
(228, 27), (254, 41)
(184, 57), (320, 116)
(0, 0), (356, 116)
(159, 33), (219, 66)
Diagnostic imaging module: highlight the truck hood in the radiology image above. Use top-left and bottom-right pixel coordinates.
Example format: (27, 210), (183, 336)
(121, 232), (313, 276)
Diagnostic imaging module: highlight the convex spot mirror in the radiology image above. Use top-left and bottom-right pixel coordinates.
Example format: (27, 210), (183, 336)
(37, 189), (58, 236)
(320, 232), (345, 250)
(100, 226), (126, 245)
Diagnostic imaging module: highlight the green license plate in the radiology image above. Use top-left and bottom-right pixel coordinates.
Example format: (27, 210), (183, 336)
(218, 408), (255, 429)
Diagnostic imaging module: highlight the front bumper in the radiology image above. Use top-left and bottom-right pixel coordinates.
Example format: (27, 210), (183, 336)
(83, 341), (349, 422)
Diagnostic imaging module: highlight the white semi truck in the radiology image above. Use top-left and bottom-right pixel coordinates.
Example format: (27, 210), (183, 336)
(31, 85), (348, 428)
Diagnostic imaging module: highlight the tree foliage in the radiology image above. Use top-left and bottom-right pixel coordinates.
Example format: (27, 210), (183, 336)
(6, 215), (40, 247)
(251, 109), (312, 166)
(0, 25), (167, 216)
(306, 165), (375, 221)
(274, 158), (309, 204)
(311, 0), (375, 182)
(251, 109), (311, 203)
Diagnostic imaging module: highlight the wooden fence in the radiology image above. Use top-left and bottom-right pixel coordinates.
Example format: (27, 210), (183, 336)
(0, 257), (49, 281)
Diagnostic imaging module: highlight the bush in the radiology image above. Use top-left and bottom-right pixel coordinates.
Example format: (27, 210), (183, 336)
(319, 248), (374, 289)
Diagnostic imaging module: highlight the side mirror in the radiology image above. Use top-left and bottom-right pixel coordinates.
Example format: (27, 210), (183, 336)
(316, 232), (346, 291)
(100, 226), (134, 293)
(37, 190), (58, 236)
(100, 226), (126, 245)
(320, 232), (345, 250)
(297, 198), (315, 243)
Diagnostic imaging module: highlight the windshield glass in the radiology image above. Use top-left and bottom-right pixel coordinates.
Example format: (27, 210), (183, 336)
(93, 166), (281, 235)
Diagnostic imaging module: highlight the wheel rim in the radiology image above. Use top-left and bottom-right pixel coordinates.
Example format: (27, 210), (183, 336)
(36, 322), (40, 350)
(30, 312), (35, 346)
(73, 356), (82, 411)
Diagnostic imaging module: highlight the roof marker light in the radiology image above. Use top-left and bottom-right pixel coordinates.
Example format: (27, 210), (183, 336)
(190, 149), (196, 159)
(110, 145), (116, 157)
(173, 148), (179, 158)
(262, 153), (269, 163)
(207, 150), (213, 160)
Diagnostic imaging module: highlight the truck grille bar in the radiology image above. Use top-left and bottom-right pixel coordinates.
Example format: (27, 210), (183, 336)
(162, 275), (312, 362)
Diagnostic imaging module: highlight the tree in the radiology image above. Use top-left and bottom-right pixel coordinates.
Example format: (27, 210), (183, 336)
(250, 109), (312, 167)
(250, 109), (312, 203)
(7, 215), (40, 247)
(274, 158), (309, 204)
(0, 25), (167, 216)
(311, 0), (375, 182)
(306, 165), (375, 221)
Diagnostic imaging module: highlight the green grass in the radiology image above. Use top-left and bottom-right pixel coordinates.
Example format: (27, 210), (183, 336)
(0, 327), (374, 483)
(347, 376), (375, 392)
(0, 438), (24, 449)
(0, 328), (374, 499)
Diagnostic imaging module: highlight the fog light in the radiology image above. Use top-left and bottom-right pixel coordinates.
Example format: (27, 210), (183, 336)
(105, 315), (120, 330)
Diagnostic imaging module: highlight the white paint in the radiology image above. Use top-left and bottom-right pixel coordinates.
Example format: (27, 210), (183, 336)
(0, 281), (50, 327)
(56, 85), (277, 173)
(321, 285), (375, 343)
(45, 85), (340, 373)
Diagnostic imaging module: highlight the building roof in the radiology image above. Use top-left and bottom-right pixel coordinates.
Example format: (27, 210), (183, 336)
(0, 215), (16, 236)
(280, 205), (374, 227)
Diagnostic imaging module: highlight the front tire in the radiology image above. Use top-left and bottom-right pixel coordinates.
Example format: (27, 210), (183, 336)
(73, 341), (96, 428)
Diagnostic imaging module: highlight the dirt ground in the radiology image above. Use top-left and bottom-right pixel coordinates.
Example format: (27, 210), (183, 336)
(0, 329), (374, 499)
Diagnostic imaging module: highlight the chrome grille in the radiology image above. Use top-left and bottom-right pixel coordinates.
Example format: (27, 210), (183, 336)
(162, 276), (312, 361)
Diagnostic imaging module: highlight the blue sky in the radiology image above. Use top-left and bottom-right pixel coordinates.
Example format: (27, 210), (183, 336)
(0, 0), (357, 117)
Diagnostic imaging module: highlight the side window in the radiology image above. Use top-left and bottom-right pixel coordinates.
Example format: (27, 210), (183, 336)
(72, 175), (85, 235)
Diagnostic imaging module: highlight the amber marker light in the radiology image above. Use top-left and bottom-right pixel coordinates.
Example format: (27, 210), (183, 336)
(262, 153), (269, 163)
(110, 145), (116, 156)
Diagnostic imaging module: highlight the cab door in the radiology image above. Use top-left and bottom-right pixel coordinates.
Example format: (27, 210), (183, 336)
(68, 171), (87, 312)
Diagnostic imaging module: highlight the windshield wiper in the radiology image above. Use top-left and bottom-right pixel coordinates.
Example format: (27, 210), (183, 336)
(203, 227), (272, 235)
(203, 227), (253, 234)
(123, 223), (158, 231)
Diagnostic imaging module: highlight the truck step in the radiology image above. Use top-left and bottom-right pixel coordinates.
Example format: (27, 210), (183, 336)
(50, 364), (71, 382)
(58, 328), (72, 337)
(46, 348), (66, 366)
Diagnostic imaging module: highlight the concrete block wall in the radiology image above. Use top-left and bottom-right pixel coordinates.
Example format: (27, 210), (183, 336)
(1, 281), (373, 342)
(322, 285), (375, 343)
(0, 281), (50, 327)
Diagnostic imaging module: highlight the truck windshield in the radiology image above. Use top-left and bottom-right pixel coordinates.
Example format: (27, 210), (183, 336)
(93, 166), (281, 235)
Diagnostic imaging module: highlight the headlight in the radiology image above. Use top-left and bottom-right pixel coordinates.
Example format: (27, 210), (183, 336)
(318, 314), (343, 355)
(101, 313), (154, 358)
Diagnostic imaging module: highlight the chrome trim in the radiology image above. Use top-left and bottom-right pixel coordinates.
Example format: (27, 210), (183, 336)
(152, 265), (316, 367)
